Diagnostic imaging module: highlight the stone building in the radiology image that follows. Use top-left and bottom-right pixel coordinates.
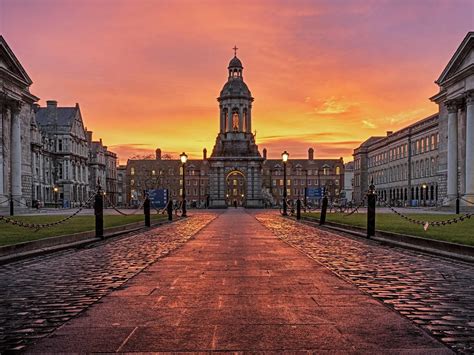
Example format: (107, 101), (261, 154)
(1, 36), (117, 209)
(430, 31), (474, 206)
(342, 161), (354, 202)
(35, 101), (90, 207)
(353, 114), (440, 206)
(0, 35), (39, 208)
(208, 52), (264, 207)
(353, 32), (474, 207)
(262, 148), (344, 206)
(116, 165), (127, 206)
(123, 53), (345, 208)
(105, 149), (118, 205)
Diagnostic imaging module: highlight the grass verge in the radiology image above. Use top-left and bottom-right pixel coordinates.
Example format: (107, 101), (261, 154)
(302, 212), (474, 246)
(0, 214), (167, 247)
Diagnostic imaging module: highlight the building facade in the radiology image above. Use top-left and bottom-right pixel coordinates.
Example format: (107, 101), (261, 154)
(0, 36), (39, 208)
(353, 32), (474, 207)
(353, 114), (440, 206)
(0, 36), (117, 209)
(431, 32), (474, 206)
(124, 54), (344, 208)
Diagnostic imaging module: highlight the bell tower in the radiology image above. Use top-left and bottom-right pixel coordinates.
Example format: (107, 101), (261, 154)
(218, 46), (253, 134)
(208, 47), (264, 208)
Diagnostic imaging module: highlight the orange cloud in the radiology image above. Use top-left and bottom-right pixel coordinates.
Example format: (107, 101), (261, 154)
(1, 0), (472, 164)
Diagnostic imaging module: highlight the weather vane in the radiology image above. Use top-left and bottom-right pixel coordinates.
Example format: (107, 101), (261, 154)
(233, 45), (238, 56)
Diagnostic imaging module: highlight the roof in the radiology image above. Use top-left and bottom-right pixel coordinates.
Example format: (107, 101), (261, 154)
(35, 106), (78, 132)
(436, 31), (474, 84)
(220, 79), (251, 98)
(228, 56), (243, 69)
(0, 35), (33, 85)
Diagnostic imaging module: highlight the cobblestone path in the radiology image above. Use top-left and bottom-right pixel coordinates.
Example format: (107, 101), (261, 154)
(29, 209), (448, 353)
(0, 213), (216, 352)
(255, 211), (474, 354)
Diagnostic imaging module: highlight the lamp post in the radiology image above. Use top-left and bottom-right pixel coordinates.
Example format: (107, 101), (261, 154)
(53, 186), (59, 208)
(180, 152), (188, 217)
(282, 151), (289, 215)
(422, 183), (427, 207)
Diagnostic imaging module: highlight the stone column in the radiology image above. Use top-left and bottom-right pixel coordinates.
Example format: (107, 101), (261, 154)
(227, 108), (232, 133)
(247, 106), (252, 133)
(447, 102), (459, 201)
(0, 106), (4, 197)
(219, 107), (223, 133)
(465, 94), (474, 203)
(239, 108), (244, 132)
(11, 104), (22, 202)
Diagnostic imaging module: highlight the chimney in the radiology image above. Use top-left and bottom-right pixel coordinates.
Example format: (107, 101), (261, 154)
(203, 148), (207, 160)
(86, 130), (93, 144)
(386, 131), (393, 136)
(263, 148), (267, 159)
(308, 147), (314, 160)
(156, 148), (161, 160)
(46, 100), (57, 109)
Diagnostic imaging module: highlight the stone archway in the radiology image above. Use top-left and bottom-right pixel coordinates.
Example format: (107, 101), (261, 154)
(225, 170), (246, 207)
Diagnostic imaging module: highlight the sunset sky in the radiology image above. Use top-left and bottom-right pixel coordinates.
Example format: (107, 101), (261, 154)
(1, 0), (473, 163)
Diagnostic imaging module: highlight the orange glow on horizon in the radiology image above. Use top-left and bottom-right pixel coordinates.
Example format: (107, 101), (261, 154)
(1, 0), (472, 164)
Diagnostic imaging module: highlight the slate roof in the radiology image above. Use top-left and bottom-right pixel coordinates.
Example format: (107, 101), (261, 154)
(35, 107), (78, 133)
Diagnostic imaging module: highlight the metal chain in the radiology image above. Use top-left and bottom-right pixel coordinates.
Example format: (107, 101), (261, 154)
(150, 200), (167, 214)
(104, 194), (144, 216)
(460, 197), (474, 206)
(343, 196), (367, 217)
(378, 197), (473, 229)
(0, 194), (96, 231)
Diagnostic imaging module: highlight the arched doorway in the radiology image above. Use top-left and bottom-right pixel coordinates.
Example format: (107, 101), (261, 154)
(226, 170), (246, 207)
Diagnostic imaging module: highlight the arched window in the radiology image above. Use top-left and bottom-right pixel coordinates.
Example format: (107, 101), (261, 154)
(232, 110), (239, 131)
(242, 109), (247, 132)
(335, 166), (340, 175)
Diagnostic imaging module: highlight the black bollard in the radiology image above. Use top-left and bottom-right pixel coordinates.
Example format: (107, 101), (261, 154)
(456, 196), (460, 215)
(144, 195), (151, 227)
(167, 200), (173, 221)
(367, 180), (376, 238)
(320, 196), (328, 225)
(9, 197), (14, 216)
(296, 199), (301, 220)
(94, 190), (104, 239)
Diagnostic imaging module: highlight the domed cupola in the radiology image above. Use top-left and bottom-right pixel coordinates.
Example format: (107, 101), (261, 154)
(217, 46), (254, 134)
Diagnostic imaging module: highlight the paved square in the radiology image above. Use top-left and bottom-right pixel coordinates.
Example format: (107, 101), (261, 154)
(28, 209), (449, 353)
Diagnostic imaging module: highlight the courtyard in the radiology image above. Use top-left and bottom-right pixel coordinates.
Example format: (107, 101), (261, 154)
(0, 209), (472, 353)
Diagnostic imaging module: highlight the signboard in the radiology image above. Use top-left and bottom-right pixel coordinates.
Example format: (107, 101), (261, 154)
(148, 188), (169, 208)
(305, 187), (325, 199)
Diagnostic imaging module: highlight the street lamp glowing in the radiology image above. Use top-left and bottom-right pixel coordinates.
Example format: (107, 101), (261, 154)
(53, 187), (58, 193)
(282, 151), (289, 163)
(281, 151), (289, 216)
(422, 183), (427, 189)
(180, 152), (188, 164)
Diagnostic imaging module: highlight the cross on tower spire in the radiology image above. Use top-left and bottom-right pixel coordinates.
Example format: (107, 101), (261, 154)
(233, 45), (238, 57)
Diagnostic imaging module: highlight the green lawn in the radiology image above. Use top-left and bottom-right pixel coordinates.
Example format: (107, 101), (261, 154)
(0, 214), (167, 247)
(302, 212), (474, 246)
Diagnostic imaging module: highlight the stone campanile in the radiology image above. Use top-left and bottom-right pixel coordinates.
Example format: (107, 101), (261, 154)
(208, 48), (264, 208)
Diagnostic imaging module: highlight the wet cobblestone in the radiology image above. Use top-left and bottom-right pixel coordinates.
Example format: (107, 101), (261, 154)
(0, 214), (216, 352)
(256, 212), (474, 354)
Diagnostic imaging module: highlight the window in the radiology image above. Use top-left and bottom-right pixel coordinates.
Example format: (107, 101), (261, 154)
(232, 111), (239, 131)
(131, 167), (135, 175)
(152, 170), (156, 176)
(335, 167), (340, 175)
